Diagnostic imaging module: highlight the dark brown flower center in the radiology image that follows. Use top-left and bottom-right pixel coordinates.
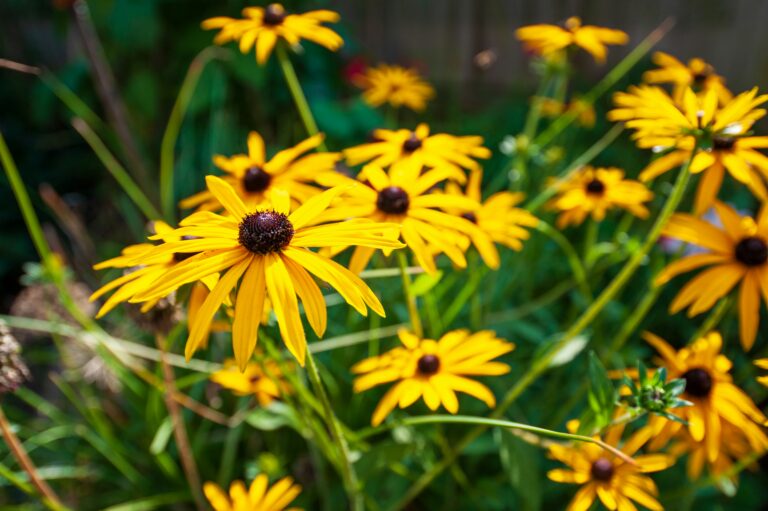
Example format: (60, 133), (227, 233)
(417, 354), (440, 375)
(682, 368), (713, 398)
(585, 178), (605, 195)
(402, 133), (422, 152)
(238, 211), (294, 254)
(692, 71), (709, 85)
(376, 186), (410, 214)
(735, 236), (768, 267)
(712, 136), (736, 151)
(263, 4), (286, 25)
(243, 166), (272, 193)
(461, 212), (478, 224)
(590, 458), (614, 482)
(173, 236), (199, 262)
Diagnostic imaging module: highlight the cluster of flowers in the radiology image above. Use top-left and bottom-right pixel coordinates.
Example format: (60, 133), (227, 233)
(85, 6), (768, 510)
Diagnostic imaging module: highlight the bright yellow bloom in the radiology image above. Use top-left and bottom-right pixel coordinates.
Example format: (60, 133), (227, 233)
(643, 52), (732, 105)
(358, 64), (435, 112)
(352, 328), (514, 426)
(204, 474), (301, 511)
(444, 168), (538, 264)
(547, 166), (653, 228)
(202, 3), (342, 65)
(515, 16), (628, 63)
(317, 162), (496, 274)
(344, 123), (491, 174)
(757, 358), (768, 387)
(641, 332), (768, 466)
(180, 132), (339, 213)
(547, 421), (674, 511)
(539, 97), (596, 128)
(210, 358), (289, 406)
(116, 177), (404, 368)
(657, 202), (768, 350)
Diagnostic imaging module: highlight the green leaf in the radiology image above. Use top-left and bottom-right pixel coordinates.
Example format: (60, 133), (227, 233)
(149, 417), (173, 455)
(245, 402), (301, 431)
(495, 429), (542, 511)
(410, 270), (443, 297)
(587, 352), (616, 429)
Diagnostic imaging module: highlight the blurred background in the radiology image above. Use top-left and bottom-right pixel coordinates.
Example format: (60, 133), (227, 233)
(2, 0), (768, 305)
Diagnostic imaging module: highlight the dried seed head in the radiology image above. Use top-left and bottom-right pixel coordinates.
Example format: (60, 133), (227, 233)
(0, 321), (30, 394)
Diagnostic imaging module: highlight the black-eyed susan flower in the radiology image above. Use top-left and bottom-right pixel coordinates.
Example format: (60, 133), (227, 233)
(180, 132), (339, 213)
(643, 52), (732, 105)
(317, 162), (495, 274)
(90, 221), (215, 318)
(444, 168), (538, 265)
(352, 328), (514, 426)
(515, 17), (628, 64)
(112, 177), (404, 368)
(539, 96), (596, 128)
(357, 64), (435, 112)
(210, 358), (289, 406)
(202, 3), (342, 65)
(547, 166), (653, 228)
(657, 202), (768, 350)
(641, 332), (768, 465)
(203, 474), (301, 511)
(344, 124), (491, 174)
(547, 421), (674, 511)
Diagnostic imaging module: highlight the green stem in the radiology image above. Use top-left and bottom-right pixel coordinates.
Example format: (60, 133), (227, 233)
(275, 44), (328, 151)
(304, 350), (363, 511)
(71, 119), (162, 220)
(690, 297), (732, 342)
(396, 251), (423, 338)
(160, 47), (223, 221)
(605, 283), (661, 357)
(392, 148), (694, 511)
(536, 221), (593, 301)
(533, 18), (674, 150)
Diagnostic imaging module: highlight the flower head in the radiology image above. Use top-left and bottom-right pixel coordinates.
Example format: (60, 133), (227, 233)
(657, 202), (768, 350)
(317, 162), (495, 273)
(515, 16), (628, 63)
(640, 331), (768, 465)
(357, 64), (435, 112)
(344, 123), (491, 174)
(99, 177), (404, 368)
(547, 166), (653, 228)
(181, 132), (339, 213)
(352, 328), (514, 426)
(211, 358), (289, 406)
(643, 52), (732, 105)
(203, 3), (343, 64)
(204, 474), (301, 511)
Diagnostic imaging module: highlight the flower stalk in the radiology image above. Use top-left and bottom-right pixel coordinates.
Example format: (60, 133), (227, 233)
(396, 250), (424, 338)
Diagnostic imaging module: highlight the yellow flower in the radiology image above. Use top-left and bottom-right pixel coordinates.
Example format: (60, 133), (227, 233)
(352, 328), (514, 426)
(643, 52), (732, 105)
(547, 422), (674, 511)
(641, 332), (768, 465)
(317, 162), (496, 274)
(515, 16), (628, 64)
(202, 3), (342, 65)
(90, 221), (215, 318)
(210, 358), (289, 406)
(344, 123), (491, 174)
(547, 166), (653, 228)
(358, 64), (435, 112)
(112, 177), (404, 368)
(203, 474), (301, 511)
(180, 132), (339, 213)
(757, 358), (768, 387)
(444, 169), (538, 265)
(656, 202), (768, 350)
(539, 97), (596, 128)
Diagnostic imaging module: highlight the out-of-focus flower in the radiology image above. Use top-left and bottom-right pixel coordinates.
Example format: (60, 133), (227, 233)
(547, 166), (653, 228)
(657, 203), (768, 350)
(203, 474), (302, 511)
(357, 64), (435, 112)
(539, 97), (596, 128)
(547, 421), (674, 511)
(344, 124), (490, 174)
(353, 328), (514, 426)
(515, 17), (628, 64)
(643, 52), (732, 105)
(203, 3), (342, 65)
(210, 358), (290, 406)
(180, 132), (339, 213)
